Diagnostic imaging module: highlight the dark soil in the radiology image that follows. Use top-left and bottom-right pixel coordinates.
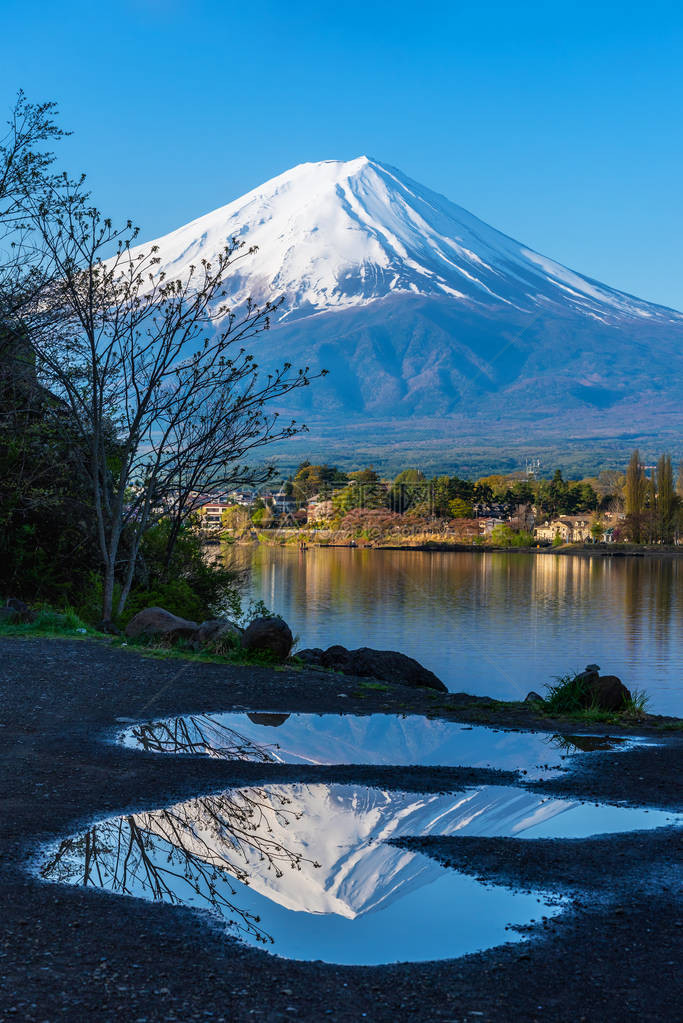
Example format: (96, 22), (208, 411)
(0, 636), (681, 1022)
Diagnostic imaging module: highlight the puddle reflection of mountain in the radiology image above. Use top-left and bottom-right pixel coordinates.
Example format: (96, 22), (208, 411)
(123, 711), (636, 778)
(38, 774), (680, 965)
(40, 713), (677, 964)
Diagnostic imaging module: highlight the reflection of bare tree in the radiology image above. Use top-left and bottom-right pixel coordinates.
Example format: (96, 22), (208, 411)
(41, 787), (320, 945)
(128, 715), (280, 761)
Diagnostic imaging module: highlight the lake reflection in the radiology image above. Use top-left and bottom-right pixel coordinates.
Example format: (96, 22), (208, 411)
(228, 547), (682, 715)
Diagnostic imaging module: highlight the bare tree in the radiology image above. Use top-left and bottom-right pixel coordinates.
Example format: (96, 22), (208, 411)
(20, 175), (320, 626)
(0, 92), (68, 327)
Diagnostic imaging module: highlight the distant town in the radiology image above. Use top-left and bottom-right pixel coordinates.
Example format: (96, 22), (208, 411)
(190, 451), (683, 548)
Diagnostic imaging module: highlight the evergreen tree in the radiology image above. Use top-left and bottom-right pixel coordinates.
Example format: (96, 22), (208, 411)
(656, 454), (675, 544)
(624, 450), (646, 542)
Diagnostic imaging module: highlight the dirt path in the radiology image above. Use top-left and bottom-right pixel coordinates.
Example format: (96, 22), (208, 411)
(0, 637), (681, 1022)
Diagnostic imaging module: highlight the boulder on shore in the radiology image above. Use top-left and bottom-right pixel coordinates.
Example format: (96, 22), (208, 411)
(196, 619), (243, 648)
(241, 616), (293, 661)
(586, 674), (632, 712)
(4, 598), (36, 624)
(574, 664), (632, 711)
(295, 644), (447, 693)
(125, 607), (199, 642)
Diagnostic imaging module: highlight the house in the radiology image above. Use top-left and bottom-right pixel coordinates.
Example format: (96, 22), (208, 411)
(477, 516), (507, 537)
(271, 491), (297, 516)
(193, 496), (234, 528)
(535, 516), (594, 543)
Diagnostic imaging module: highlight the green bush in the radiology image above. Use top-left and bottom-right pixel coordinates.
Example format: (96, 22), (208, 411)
(0, 604), (96, 637)
(544, 672), (593, 713)
(118, 579), (209, 626)
(490, 524), (534, 547)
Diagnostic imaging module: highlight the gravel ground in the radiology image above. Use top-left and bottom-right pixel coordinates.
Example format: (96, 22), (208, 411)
(0, 636), (681, 1023)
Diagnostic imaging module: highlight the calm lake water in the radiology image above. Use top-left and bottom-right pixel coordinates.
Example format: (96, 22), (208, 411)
(229, 547), (682, 716)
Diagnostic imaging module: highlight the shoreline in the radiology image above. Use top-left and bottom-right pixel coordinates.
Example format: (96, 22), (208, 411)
(220, 536), (683, 558)
(1, 636), (681, 1022)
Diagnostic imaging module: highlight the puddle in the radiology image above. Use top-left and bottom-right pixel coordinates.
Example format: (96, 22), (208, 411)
(119, 712), (640, 780)
(37, 782), (679, 965)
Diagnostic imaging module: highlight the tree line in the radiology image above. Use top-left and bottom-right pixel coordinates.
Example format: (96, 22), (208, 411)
(246, 456), (683, 544)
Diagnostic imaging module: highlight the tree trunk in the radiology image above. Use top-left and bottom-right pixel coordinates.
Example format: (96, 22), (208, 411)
(101, 558), (116, 630)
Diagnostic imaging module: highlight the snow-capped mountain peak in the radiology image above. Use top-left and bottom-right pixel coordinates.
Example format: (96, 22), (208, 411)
(135, 156), (679, 328)
(124, 157), (683, 465)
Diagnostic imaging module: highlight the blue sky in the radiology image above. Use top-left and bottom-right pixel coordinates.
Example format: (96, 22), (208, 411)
(3, 0), (683, 309)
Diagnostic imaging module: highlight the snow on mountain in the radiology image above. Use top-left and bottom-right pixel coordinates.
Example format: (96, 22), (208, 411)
(130, 157), (683, 466)
(138, 156), (679, 327)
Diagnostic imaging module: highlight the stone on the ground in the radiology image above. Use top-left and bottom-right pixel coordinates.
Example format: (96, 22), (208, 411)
(241, 616), (293, 661)
(196, 619), (243, 647)
(295, 647), (326, 667)
(125, 607), (199, 642)
(295, 644), (447, 692)
(5, 598), (36, 623)
(525, 691), (545, 704)
(573, 664), (631, 711)
(586, 674), (632, 712)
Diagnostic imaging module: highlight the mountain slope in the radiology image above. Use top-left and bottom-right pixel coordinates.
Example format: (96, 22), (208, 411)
(133, 157), (683, 469)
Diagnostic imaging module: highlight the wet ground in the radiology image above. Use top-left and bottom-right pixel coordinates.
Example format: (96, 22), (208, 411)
(1, 636), (681, 1021)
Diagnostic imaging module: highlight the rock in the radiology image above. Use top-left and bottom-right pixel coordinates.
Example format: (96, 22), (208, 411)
(525, 691), (545, 704)
(125, 607), (199, 642)
(574, 667), (600, 696)
(586, 674), (632, 712)
(5, 598), (35, 623)
(247, 713), (291, 727)
(241, 616), (293, 661)
(295, 647), (326, 667)
(196, 619), (243, 647)
(295, 644), (447, 692)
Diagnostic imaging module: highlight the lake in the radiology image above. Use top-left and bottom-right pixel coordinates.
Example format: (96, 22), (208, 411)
(226, 546), (682, 716)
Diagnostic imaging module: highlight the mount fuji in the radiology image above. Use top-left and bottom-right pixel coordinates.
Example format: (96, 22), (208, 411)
(136, 157), (683, 472)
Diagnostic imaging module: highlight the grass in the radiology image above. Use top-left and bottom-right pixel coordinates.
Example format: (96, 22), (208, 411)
(0, 606), (102, 639)
(0, 603), (297, 670)
(351, 680), (391, 697)
(112, 632), (297, 670)
(543, 671), (650, 722)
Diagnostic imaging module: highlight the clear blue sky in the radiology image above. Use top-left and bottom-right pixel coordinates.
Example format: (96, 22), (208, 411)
(3, 0), (683, 309)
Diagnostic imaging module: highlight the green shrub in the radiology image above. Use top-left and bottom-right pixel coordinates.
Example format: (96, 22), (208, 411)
(0, 604), (96, 637)
(544, 672), (593, 713)
(118, 579), (209, 627)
